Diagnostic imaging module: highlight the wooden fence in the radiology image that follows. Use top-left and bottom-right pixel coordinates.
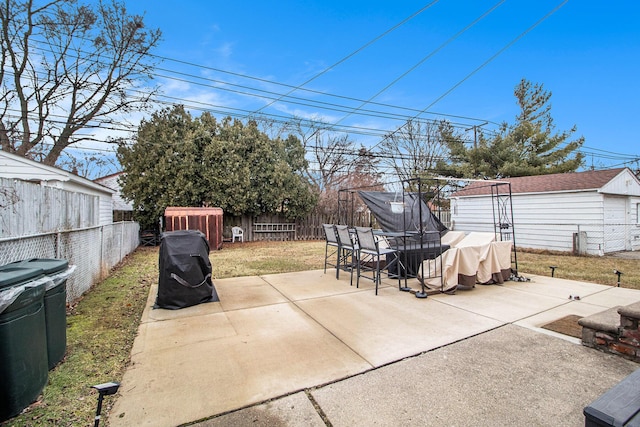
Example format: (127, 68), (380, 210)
(0, 177), (99, 238)
(223, 210), (451, 242)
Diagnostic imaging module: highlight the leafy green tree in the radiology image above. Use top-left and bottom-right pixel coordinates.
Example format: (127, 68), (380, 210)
(117, 106), (205, 228)
(202, 118), (316, 218)
(446, 79), (584, 178)
(117, 106), (316, 228)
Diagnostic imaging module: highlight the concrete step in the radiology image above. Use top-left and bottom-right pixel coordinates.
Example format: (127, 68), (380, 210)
(578, 306), (622, 334)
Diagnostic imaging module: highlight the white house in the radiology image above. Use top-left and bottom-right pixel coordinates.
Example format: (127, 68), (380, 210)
(94, 172), (133, 222)
(0, 150), (115, 236)
(450, 168), (640, 255)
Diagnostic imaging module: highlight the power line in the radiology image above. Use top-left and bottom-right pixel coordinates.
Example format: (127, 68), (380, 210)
(17, 44), (501, 133)
(251, 1), (441, 115)
(328, 0), (506, 130)
(368, 0), (570, 154)
(7, 3), (638, 170)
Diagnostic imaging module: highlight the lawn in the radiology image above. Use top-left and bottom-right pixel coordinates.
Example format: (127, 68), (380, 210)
(4, 241), (637, 426)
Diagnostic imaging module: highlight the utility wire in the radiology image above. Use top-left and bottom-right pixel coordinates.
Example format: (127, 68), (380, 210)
(19, 44), (500, 131)
(329, 0), (506, 129)
(369, 0), (570, 154)
(251, 0), (441, 115)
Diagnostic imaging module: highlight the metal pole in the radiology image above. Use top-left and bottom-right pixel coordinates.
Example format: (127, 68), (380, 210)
(94, 394), (104, 427)
(415, 178), (428, 299)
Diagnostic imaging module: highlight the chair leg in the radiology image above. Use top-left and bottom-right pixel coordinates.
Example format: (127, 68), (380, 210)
(323, 244), (328, 274)
(375, 257), (380, 295)
(349, 250), (355, 286)
(356, 253), (361, 288)
(395, 253), (401, 290)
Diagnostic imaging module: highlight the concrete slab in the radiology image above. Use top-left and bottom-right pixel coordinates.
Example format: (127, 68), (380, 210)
(296, 287), (504, 367)
(192, 392), (326, 427)
(310, 325), (639, 427)
(262, 269), (376, 300)
(578, 286), (640, 308)
(110, 270), (640, 427)
(430, 283), (565, 323)
(110, 302), (371, 427)
(506, 274), (610, 299)
(131, 311), (238, 355)
(215, 276), (289, 311)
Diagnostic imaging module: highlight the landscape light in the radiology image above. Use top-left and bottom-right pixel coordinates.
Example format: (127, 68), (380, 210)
(91, 382), (120, 427)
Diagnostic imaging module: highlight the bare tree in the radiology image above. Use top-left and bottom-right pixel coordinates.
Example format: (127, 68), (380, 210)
(379, 119), (451, 182)
(0, 0), (161, 166)
(287, 118), (358, 190)
(286, 117), (384, 216)
(57, 149), (119, 178)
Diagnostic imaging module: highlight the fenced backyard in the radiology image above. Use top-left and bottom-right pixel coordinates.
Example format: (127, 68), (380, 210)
(0, 222), (140, 302)
(1, 177), (140, 302)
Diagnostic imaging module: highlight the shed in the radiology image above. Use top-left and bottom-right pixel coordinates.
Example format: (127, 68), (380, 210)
(0, 150), (115, 233)
(164, 207), (224, 250)
(450, 168), (640, 255)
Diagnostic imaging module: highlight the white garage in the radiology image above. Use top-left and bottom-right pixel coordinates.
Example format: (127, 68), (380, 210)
(450, 168), (640, 255)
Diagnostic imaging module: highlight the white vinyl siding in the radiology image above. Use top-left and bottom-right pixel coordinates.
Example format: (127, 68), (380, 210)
(452, 191), (605, 254)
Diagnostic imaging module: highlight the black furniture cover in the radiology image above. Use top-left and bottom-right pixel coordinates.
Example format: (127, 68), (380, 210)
(156, 230), (219, 310)
(357, 191), (447, 235)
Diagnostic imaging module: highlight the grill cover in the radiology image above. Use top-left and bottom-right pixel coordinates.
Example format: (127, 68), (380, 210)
(156, 230), (219, 310)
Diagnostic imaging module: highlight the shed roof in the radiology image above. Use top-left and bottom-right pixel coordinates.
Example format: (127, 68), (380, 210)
(451, 168), (630, 197)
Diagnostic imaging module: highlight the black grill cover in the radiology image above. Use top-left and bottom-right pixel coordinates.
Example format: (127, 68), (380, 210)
(156, 230), (219, 309)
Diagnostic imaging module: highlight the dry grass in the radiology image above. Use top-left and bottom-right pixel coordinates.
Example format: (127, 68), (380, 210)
(5, 240), (637, 426)
(211, 240), (326, 278)
(6, 248), (157, 427)
(516, 250), (639, 289)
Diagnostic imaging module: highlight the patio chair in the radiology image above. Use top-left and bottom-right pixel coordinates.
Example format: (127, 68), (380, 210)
(355, 226), (401, 295)
(335, 225), (358, 286)
(232, 226), (244, 242)
(322, 224), (340, 276)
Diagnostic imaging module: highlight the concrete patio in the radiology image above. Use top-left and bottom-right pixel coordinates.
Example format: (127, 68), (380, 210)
(108, 270), (640, 427)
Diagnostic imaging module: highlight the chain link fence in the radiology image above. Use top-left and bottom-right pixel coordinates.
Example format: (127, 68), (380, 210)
(0, 222), (140, 302)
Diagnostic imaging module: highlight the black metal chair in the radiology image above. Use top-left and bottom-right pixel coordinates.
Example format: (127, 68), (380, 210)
(322, 224), (340, 277)
(355, 227), (401, 295)
(335, 225), (358, 286)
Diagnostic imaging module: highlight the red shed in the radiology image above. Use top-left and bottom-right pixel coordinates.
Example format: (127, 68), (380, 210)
(164, 207), (224, 250)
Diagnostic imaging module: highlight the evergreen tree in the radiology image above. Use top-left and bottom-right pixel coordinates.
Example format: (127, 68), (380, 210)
(117, 106), (317, 228)
(446, 79), (584, 178)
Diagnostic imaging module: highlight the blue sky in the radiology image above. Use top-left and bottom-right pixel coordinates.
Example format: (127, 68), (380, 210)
(124, 0), (640, 171)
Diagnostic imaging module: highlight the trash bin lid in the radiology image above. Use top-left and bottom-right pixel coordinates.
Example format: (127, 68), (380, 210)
(14, 258), (69, 275)
(0, 266), (45, 289)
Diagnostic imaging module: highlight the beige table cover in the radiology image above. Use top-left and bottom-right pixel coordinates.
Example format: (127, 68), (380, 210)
(423, 233), (512, 292)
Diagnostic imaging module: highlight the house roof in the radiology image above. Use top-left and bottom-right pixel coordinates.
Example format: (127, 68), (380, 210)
(0, 149), (114, 195)
(94, 172), (133, 211)
(451, 168), (630, 197)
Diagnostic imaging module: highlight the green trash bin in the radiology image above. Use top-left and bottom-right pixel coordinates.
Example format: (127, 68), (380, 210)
(2, 259), (70, 370)
(0, 267), (48, 422)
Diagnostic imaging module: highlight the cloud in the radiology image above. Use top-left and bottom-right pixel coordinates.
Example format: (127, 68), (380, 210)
(215, 42), (234, 58)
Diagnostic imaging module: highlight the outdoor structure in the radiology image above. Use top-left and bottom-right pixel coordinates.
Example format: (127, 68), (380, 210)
(450, 168), (640, 255)
(164, 207), (224, 250)
(0, 150), (115, 230)
(94, 172), (134, 222)
(0, 150), (139, 302)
